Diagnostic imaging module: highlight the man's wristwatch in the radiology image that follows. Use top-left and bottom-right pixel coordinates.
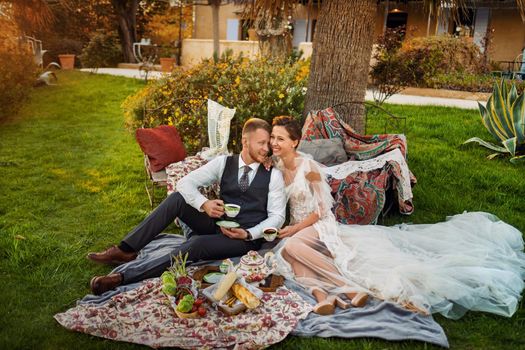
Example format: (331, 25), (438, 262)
(245, 230), (253, 241)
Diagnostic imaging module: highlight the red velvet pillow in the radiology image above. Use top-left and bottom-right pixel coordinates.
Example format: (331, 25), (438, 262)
(135, 125), (186, 172)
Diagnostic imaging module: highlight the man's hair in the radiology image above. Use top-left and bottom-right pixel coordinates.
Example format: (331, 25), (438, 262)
(242, 118), (271, 136)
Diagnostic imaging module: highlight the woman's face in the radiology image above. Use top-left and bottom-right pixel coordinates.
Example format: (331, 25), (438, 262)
(271, 125), (298, 157)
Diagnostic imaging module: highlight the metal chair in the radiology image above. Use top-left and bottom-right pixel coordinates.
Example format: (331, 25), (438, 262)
(331, 101), (407, 135)
(25, 36), (48, 68)
(140, 98), (207, 207)
(143, 155), (168, 208)
(513, 53), (524, 80)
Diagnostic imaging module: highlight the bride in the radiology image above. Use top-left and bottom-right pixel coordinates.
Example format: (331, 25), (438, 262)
(270, 115), (525, 318)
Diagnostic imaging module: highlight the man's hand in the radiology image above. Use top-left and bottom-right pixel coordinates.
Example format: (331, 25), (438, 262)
(201, 199), (225, 218)
(278, 225), (299, 238)
(220, 227), (249, 240)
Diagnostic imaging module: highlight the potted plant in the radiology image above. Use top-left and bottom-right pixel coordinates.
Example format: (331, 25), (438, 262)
(159, 43), (177, 73)
(58, 54), (75, 70)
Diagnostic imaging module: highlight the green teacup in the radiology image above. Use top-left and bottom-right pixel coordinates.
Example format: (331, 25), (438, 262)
(224, 204), (241, 218)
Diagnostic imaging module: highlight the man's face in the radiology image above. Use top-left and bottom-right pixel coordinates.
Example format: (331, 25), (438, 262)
(242, 128), (270, 164)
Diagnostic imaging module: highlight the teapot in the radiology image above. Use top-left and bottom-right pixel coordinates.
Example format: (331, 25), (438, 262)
(236, 250), (276, 282)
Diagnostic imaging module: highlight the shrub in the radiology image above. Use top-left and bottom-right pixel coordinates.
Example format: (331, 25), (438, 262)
(79, 31), (122, 69)
(427, 73), (525, 93)
(0, 18), (38, 121)
(123, 52), (309, 153)
(399, 35), (488, 87)
(369, 26), (412, 104)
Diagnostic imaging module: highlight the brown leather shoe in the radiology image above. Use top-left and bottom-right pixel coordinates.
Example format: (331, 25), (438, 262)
(90, 273), (123, 295)
(87, 245), (137, 265)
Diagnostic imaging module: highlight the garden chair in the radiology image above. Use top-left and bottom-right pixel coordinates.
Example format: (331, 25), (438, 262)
(513, 53), (525, 80)
(138, 99), (234, 208)
(143, 155), (169, 207)
(133, 38), (158, 82)
(25, 36), (47, 68)
(300, 103), (414, 225)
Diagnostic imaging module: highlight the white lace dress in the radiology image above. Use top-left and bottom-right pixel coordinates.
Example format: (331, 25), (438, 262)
(274, 155), (525, 319)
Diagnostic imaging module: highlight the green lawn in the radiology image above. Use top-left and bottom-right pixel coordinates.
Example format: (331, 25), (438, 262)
(0, 71), (524, 349)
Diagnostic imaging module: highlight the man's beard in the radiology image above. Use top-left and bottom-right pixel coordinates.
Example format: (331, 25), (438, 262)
(248, 146), (267, 163)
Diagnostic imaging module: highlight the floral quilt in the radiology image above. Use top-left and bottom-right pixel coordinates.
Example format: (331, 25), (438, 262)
(54, 279), (311, 349)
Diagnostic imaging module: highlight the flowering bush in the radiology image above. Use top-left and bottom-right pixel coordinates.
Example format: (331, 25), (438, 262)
(123, 52), (309, 153)
(0, 17), (38, 121)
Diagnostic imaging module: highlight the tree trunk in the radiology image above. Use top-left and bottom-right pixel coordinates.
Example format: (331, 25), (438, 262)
(111, 0), (138, 63)
(304, 0), (376, 133)
(210, 0), (220, 58)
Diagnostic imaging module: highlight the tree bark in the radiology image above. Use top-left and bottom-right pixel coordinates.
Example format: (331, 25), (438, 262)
(111, 0), (138, 63)
(210, 0), (220, 58)
(304, 0), (376, 133)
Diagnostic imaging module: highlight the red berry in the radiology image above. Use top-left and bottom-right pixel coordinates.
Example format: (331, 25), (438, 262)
(198, 306), (206, 317)
(191, 305), (198, 313)
(194, 298), (203, 307)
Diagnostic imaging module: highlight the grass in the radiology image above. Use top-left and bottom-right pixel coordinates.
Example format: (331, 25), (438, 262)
(0, 71), (524, 349)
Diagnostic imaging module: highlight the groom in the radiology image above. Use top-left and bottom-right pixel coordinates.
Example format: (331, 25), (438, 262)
(88, 118), (286, 295)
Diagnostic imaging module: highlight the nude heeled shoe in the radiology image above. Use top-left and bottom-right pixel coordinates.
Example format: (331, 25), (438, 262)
(333, 296), (351, 310)
(312, 295), (336, 315)
(310, 287), (336, 315)
(350, 292), (368, 307)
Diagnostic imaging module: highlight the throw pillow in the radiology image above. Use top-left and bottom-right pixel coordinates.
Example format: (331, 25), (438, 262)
(136, 125), (186, 172)
(297, 138), (348, 166)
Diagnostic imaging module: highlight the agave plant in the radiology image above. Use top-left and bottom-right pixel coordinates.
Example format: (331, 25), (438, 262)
(464, 81), (525, 163)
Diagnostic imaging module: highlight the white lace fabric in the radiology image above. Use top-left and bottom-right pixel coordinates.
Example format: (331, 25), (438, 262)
(199, 99), (235, 160)
(273, 154), (525, 319)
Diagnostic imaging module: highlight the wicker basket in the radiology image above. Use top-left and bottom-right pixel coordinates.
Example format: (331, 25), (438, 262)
(175, 309), (199, 319)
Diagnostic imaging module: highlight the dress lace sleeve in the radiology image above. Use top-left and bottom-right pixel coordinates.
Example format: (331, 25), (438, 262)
(301, 158), (334, 219)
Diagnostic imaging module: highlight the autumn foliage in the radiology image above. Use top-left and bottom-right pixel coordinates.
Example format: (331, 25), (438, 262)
(0, 15), (38, 120)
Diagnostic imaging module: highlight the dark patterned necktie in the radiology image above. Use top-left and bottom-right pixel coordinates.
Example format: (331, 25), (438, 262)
(239, 165), (251, 192)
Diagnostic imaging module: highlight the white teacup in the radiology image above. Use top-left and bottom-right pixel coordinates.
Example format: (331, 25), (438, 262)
(262, 227), (278, 241)
(224, 204), (241, 218)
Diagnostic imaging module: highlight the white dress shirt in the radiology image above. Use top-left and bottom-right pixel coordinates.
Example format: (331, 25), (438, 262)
(177, 154), (286, 240)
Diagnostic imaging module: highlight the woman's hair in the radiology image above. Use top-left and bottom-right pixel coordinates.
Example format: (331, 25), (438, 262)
(272, 115), (302, 142)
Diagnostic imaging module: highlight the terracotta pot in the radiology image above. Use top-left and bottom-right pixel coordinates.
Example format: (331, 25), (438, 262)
(58, 54), (75, 70)
(160, 57), (176, 72)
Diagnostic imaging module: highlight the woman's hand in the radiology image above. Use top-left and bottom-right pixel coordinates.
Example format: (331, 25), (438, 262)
(278, 225), (299, 238)
(262, 155), (274, 171)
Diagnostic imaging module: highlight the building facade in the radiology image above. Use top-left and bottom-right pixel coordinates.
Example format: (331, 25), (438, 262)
(190, 1), (524, 63)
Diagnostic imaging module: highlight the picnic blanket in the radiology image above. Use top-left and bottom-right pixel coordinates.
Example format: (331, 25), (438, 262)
(55, 235), (449, 348)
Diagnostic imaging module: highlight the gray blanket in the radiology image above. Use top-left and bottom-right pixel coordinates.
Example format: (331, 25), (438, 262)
(81, 234), (449, 348)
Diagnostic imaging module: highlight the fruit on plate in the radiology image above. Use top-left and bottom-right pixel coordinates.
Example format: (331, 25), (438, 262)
(198, 306), (207, 317)
(194, 297), (205, 307)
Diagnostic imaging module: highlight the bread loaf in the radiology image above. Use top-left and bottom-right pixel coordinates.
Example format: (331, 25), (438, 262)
(213, 271), (237, 301)
(231, 283), (260, 309)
